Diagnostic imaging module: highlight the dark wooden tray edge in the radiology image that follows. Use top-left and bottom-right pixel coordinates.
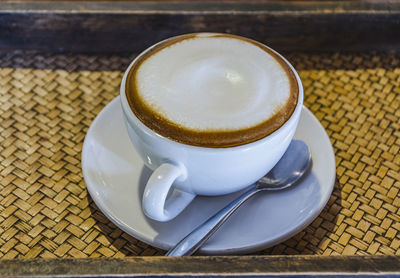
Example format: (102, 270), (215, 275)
(1, 255), (400, 277)
(1, 0), (400, 53)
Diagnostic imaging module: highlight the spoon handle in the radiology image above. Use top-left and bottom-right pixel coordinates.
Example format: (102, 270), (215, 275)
(166, 186), (259, 256)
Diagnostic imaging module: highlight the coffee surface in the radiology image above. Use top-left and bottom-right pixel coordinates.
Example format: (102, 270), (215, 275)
(126, 33), (298, 147)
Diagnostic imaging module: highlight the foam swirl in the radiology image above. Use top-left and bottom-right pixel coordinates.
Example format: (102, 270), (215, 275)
(136, 36), (290, 131)
(126, 34), (298, 147)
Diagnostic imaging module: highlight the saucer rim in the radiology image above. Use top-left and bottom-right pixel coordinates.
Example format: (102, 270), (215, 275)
(82, 96), (336, 255)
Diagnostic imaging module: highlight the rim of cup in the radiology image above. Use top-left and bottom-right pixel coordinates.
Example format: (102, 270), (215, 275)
(120, 33), (304, 152)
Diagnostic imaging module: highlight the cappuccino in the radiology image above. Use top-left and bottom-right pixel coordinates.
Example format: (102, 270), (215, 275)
(125, 33), (298, 147)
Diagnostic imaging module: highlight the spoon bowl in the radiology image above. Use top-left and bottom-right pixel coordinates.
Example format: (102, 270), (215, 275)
(166, 140), (311, 256)
(257, 140), (311, 190)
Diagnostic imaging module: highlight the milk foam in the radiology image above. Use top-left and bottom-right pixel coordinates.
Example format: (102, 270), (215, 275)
(135, 35), (291, 131)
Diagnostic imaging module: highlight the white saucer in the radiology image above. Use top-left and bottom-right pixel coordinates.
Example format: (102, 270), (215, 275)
(82, 97), (336, 255)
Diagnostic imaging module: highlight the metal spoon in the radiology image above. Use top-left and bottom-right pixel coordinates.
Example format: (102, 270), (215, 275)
(166, 140), (311, 256)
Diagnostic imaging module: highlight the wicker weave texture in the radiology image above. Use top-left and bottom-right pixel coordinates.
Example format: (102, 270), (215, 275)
(0, 52), (399, 258)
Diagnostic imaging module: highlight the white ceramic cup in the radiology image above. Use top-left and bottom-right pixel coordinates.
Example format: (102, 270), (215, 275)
(120, 36), (303, 222)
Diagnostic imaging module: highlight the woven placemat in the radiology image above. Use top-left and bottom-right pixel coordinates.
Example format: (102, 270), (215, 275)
(0, 51), (399, 258)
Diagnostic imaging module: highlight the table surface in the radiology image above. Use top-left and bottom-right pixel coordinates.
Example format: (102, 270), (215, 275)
(0, 51), (399, 259)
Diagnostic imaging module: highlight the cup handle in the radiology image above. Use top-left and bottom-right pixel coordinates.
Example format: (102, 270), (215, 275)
(142, 163), (195, 222)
